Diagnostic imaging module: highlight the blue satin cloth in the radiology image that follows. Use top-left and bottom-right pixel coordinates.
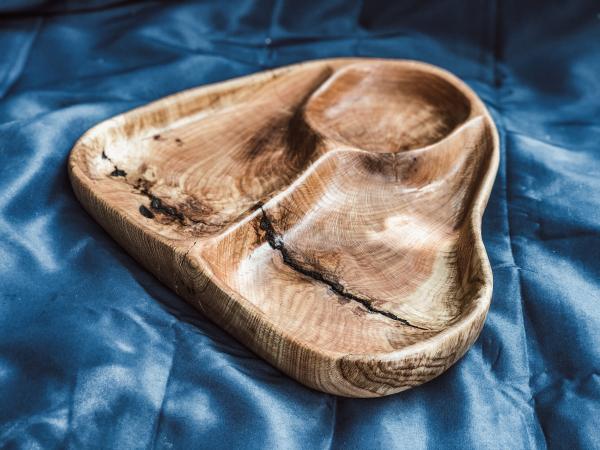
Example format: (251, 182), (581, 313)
(1, 1), (599, 448)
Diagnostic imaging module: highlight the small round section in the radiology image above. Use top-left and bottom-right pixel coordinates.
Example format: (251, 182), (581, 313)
(305, 63), (472, 152)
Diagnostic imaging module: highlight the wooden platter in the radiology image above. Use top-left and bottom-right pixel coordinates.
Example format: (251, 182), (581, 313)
(69, 58), (499, 397)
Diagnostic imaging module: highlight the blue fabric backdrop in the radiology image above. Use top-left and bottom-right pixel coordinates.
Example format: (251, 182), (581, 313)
(0, 1), (599, 448)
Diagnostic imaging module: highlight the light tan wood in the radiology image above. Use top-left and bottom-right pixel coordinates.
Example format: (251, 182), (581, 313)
(68, 58), (499, 397)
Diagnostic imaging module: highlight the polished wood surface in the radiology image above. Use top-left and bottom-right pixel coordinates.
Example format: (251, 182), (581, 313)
(68, 58), (499, 397)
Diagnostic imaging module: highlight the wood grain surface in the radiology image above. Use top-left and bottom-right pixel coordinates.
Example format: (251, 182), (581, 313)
(68, 58), (499, 397)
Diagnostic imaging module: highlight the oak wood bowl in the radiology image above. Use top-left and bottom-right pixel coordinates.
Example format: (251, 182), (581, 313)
(69, 58), (499, 397)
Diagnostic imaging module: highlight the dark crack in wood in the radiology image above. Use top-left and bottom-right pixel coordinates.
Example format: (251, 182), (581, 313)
(258, 208), (427, 329)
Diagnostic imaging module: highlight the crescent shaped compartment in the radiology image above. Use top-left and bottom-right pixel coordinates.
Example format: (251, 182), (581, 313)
(68, 59), (499, 397)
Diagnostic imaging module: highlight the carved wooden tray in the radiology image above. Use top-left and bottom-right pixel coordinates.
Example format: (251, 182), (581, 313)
(69, 58), (499, 397)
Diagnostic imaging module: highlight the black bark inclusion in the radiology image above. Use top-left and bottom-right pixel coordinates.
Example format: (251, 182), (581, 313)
(259, 208), (426, 329)
(102, 151), (127, 177)
(139, 205), (154, 219)
(149, 195), (184, 222)
(110, 168), (127, 177)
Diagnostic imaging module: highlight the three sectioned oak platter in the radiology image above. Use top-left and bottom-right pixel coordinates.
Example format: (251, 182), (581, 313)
(69, 58), (499, 397)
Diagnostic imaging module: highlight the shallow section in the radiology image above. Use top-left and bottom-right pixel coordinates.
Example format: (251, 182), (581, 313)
(305, 63), (472, 152)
